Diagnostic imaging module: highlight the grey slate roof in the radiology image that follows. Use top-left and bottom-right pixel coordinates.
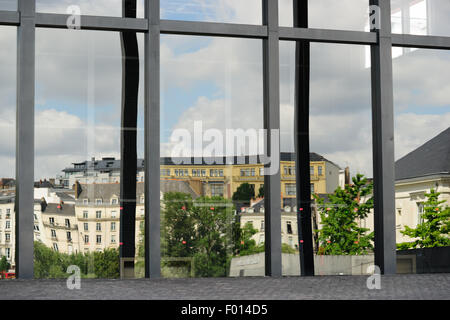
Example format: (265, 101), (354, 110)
(395, 127), (450, 181)
(42, 203), (76, 217)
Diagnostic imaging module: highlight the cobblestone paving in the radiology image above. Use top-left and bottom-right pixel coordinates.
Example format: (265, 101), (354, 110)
(0, 274), (449, 300)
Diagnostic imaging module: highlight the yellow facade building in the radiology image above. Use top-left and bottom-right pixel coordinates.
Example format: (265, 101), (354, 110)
(159, 152), (341, 201)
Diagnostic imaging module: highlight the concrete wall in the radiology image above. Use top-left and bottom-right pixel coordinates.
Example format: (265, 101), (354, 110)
(229, 253), (375, 277)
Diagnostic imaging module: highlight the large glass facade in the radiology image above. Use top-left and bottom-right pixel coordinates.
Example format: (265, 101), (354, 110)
(1, 0), (448, 280)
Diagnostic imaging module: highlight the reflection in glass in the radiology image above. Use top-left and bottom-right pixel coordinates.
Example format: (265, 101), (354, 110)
(279, 0), (369, 31)
(393, 48), (450, 274)
(0, 26), (16, 277)
(34, 29), (144, 279)
(36, 0), (145, 18)
(161, 35), (264, 277)
(161, 0), (262, 25)
(391, 0), (450, 36)
(0, 0), (16, 11)
(280, 41), (374, 276)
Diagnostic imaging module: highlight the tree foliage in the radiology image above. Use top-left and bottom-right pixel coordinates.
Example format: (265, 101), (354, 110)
(0, 256), (11, 272)
(314, 174), (374, 255)
(397, 189), (450, 250)
(232, 183), (255, 202)
(33, 241), (118, 279)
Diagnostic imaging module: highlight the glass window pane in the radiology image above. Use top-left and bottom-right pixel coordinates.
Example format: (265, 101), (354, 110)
(0, 0), (16, 11)
(0, 26), (16, 277)
(161, 34), (264, 278)
(36, 0), (145, 18)
(393, 48), (450, 274)
(35, 28), (145, 279)
(391, 0), (450, 36)
(161, 0), (262, 25)
(280, 0), (369, 31)
(280, 41), (374, 276)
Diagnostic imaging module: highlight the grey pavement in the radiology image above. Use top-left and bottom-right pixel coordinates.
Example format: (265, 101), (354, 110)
(0, 274), (449, 300)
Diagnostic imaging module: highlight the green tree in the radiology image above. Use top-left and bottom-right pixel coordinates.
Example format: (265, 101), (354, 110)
(232, 183), (255, 203)
(397, 189), (450, 250)
(234, 222), (262, 256)
(93, 248), (119, 278)
(314, 174), (374, 255)
(257, 184), (264, 198)
(191, 196), (234, 277)
(0, 256), (11, 272)
(161, 192), (196, 258)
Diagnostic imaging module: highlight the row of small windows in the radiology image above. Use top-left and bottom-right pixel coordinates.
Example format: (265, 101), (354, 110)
(285, 183), (315, 195)
(283, 166), (323, 176)
(82, 197), (145, 205)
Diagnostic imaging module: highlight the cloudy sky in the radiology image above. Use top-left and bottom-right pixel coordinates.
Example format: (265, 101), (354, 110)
(0, 0), (449, 180)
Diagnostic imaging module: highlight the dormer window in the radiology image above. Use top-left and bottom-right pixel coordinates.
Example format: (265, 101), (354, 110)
(111, 198), (118, 205)
(95, 199), (103, 205)
(83, 199), (88, 205)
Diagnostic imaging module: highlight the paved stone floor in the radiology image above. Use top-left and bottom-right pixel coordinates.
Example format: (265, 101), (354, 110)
(0, 274), (449, 300)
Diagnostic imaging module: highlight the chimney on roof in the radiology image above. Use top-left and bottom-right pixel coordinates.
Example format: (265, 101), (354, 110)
(40, 197), (47, 212)
(74, 181), (82, 199)
(345, 167), (350, 185)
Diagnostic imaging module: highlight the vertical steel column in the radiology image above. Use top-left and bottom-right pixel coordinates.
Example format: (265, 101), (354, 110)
(294, 0), (314, 277)
(262, 0), (282, 277)
(370, 0), (397, 275)
(144, 0), (161, 278)
(15, 0), (36, 279)
(119, 0), (139, 279)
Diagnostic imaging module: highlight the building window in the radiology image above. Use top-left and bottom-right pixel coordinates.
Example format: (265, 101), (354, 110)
(201, 170), (206, 177)
(417, 202), (424, 224)
(83, 199), (88, 205)
(285, 184), (296, 196)
(111, 198), (118, 205)
(67, 231), (72, 241)
(211, 184), (224, 197)
(34, 214), (37, 221)
(140, 196), (145, 204)
(175, 169), (179, 176)
(53, 243), (59, 251)
(51, 229), (57, 238)
(111, 222), (116, 231)
(5, 220), (10, 230)
(96, 223), (102, 231)
(6, 248), (10, 259)
(34, 225), (39, 231)
(318, 166), (323, 175)
(49, 217), (55, 225)
(65, 219), (70, 228)
(96, 211), (102, 219)
(5, 233), (10, 243)
(310, 166), (314, 175)
(111, 211), (117, 219)
(287, 221), (293, 235)
(260, 220), (265, 232)
(111, 235), (116, 243)
(84, 235), (89, 244)
(311, 184), (315, 194)
(83, 211), (88, 219)
(95, 199), (103, 205)
(96, 235), (102, 244)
